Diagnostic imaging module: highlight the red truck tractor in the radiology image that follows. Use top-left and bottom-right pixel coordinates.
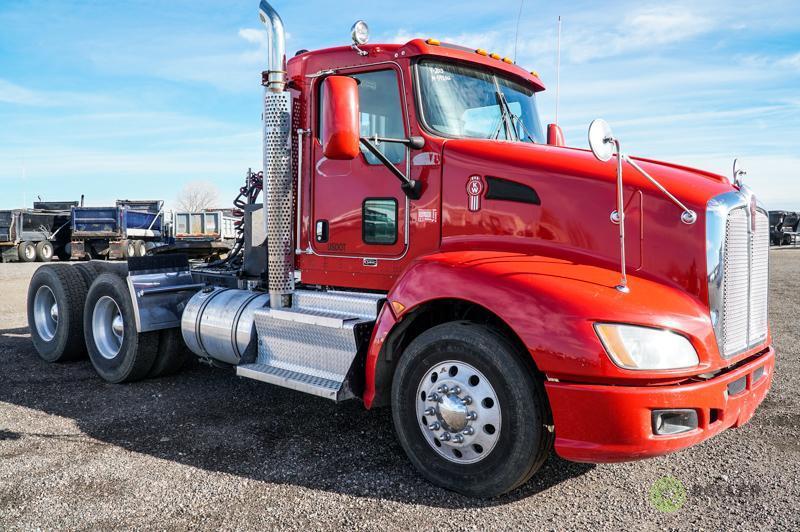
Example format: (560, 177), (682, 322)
(26, 1), (773, 498)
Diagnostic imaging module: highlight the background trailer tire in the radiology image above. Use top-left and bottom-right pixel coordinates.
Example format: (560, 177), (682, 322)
(35, 241), (54, 262)
(27, 264), (89, 362)
(391, 322), (554, 498)
(84, 273), (158, 383)
(18, 241), (37, 262)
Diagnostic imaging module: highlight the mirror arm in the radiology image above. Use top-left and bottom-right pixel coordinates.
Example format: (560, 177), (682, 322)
(359, 137), (422, 200)
(365, 135), (425, 150)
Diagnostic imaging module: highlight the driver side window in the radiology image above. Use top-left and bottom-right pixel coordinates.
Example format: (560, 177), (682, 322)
(319, 69), (405, 165)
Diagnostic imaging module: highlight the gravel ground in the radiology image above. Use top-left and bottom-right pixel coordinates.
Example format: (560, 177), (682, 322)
(0, 253), (798, 530)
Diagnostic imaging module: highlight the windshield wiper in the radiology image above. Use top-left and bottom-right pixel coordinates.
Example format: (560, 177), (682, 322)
(494, 90), (519, 142)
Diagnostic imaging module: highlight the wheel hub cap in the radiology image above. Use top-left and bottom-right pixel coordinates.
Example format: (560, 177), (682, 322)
(437, 393), (469, 432)
(92, 296), (124, 359)
(416, 360), (502, 464)
(33, 285), (58, 342)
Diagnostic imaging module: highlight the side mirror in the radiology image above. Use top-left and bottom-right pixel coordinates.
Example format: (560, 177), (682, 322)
(321, 76), (360, 160)
(547, 123), (565, 146)
(587, 118), (615, 162)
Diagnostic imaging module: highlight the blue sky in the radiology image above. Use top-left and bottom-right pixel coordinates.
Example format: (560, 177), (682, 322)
(0, 0), (799, 210)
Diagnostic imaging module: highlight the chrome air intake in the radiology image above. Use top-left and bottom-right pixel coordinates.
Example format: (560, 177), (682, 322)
(258, 0), (293, 307)
(707, 187), (769, 358)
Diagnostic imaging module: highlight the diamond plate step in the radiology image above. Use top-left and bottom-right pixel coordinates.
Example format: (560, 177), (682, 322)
(291, 289), (384, 320)
(237, 363), (342, 400)
(236, 292), (383, 402)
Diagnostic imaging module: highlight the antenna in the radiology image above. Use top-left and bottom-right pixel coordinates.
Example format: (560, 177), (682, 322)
(555, 15), (562, 125)
(513, 0), (524, 63)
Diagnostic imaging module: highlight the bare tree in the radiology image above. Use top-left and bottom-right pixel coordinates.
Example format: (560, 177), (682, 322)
(176, 181), (220, 212)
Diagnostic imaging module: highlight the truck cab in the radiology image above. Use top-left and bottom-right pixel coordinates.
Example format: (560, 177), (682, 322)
(26, 1), (774, 499)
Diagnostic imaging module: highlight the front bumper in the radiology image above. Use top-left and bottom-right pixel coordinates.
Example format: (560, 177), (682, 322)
(545, 346), (774, 463)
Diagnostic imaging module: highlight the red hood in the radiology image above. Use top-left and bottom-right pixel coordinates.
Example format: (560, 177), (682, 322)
(441, 139), (734, 210)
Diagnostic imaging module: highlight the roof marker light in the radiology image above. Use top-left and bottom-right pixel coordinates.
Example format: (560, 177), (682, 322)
(476, 48), (488, 56)
(530, 70), (539, 77)
(502, 57), (514, 64)
(426, 38), (441, 45)
(490, 52), (501, 60)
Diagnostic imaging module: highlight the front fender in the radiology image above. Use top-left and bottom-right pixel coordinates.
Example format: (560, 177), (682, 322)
(363, 250), (720, 408)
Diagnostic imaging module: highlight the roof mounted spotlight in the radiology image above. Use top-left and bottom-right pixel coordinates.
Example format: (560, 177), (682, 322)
(351, 20), (369, 56)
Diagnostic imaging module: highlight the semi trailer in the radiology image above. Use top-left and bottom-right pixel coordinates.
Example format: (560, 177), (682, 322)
(26, 1), (774, 498)
(0, 201), (76, 262)
(69, 200), (165, 260)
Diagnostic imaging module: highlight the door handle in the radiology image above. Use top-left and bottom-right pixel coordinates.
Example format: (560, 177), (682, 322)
(315, 220), (329, 243)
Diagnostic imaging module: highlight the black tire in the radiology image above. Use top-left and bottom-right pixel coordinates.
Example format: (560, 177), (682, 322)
(391, 322), (554, 498)
(18, 241), (37, 262)
(84, 273), (158, 383)
(35, 241), (54, 262)
(122, 240), (136, 259)
(134, 240), (147, 257)
(148, 328), (191, 378)
(74, 261), (128, 286)
(27, 264), (88, 362)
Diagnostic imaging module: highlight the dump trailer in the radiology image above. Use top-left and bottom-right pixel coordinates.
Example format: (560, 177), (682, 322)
(69, 200), (165, 260)
(26, 1), (774, 498)
(0, 201), (76, 262)
(148, 210), (237, 260)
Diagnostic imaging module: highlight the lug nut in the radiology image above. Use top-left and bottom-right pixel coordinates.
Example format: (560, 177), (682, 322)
(462, 427), (474, 436)
(452, 434), (464, 444)
(424, 407), (435, 416)
(437, 384), (449, 394)
(463, 396), (473, 405)
(451, 385), (461, 395)
(440, 433), (451, 441)
(428, 393), (440, 402)
(467, 411), (478, 421)
(428, 422), (441, 431)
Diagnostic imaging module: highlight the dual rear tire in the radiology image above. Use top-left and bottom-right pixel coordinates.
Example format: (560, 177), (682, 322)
(27, 264), (190, 381)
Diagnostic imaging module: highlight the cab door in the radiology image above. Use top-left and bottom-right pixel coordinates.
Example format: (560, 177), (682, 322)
(310, 65), (408, 259)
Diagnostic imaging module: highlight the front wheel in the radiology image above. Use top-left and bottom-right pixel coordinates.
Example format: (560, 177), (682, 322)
(391, 322), (553, 498)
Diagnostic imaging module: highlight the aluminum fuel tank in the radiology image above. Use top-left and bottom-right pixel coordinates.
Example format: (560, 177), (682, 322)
(181, 287), (269, 365)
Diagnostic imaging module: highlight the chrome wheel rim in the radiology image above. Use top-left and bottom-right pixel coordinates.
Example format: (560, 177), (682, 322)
(25, 245), (35, 260)
(33, 285), (58, 342)
(41, 244), (52, 259)
(92, 296), (124, 359)
(127, 242), (135, 256)
(416, 360), (501, 464)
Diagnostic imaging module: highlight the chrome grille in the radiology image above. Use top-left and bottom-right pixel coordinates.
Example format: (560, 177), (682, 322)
(707, 188), (769, 359)
(721, 208), (749, 355)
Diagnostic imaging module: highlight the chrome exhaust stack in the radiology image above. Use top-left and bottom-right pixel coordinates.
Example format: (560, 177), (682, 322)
(258, 0), (294, 308)
(258, 0), (287, 93)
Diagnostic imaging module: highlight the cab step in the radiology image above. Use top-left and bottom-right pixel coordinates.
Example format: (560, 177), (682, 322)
(235, 289), (385, 401)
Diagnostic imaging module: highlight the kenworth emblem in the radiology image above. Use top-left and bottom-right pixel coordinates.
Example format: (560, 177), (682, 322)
(467, 175), (484, 212)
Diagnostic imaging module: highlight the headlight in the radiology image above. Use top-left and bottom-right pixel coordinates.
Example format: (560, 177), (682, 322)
(594, 324), (699, 370)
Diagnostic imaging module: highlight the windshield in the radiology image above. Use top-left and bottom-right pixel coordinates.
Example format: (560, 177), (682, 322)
(417, 60), (545, 144)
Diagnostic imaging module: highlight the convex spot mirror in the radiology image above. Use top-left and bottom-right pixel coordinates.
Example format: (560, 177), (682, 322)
(322, 76), (361, 160)
(588, 118), (615, 162)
